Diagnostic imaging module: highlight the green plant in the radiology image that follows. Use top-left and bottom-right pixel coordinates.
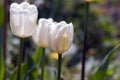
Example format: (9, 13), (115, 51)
(92, 44), (120, 80)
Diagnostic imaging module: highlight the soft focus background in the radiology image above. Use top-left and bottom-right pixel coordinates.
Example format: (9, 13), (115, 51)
(1, 0), (120, 80)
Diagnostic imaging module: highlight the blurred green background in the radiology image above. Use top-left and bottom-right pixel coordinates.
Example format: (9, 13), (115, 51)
(1, 0), (120, 80)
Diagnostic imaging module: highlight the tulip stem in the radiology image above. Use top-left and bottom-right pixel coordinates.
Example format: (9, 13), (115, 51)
(17, 38), (24, 80)
(58, 54), (62, 80)
(41, 48), (45, 80)
(81, 1), (89, 80)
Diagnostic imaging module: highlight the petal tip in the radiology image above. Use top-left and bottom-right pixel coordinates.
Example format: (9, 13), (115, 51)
(10, 3), (18, 8)
(20, 1), (30, 9)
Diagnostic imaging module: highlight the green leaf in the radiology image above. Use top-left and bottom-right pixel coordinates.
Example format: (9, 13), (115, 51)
(24, 47), (42, 79)
(10, 54), (39, 80)
(92, 44), (120, 80)
(10, 63), (27, 80)
(24, 54), (39, 80)
(44, 67), (57, 80)
(33, 47), (42, 67)
(27, 68), (38, 80)
(0, 48), (5, 80)
(10, 46), (42, 80)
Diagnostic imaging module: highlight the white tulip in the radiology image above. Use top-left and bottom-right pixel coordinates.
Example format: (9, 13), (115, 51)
(32, 18), (53, 47)
(49, 21), (74, 53)
(10, 2), (38, 38)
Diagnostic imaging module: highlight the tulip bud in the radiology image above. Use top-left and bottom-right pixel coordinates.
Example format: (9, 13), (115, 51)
(49, 21), (74, 53)
(32, 18), (53, 47)
(10, 2), (38, 38)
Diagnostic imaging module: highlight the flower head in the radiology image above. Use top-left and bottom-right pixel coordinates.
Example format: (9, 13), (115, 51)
(10, 2), (38, 38)
(49, 21), (74, 53)
(32, 18), (53, 47)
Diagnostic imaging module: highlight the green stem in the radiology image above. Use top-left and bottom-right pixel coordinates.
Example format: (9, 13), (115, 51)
(17, 38), (24, 80)
(58, 54), (62, 80)
(41, 48), (45, 80)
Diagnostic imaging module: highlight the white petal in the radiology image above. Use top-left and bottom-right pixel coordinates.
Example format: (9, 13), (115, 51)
(66, 24), (73, 50)
(39, 19), (53, 47)
(68, 23), (74, 41)
(48, 18), (53, 22)
(32, 26), (40, 45)
(57, 21), (67, 28)
(48, 23), (57, 51)
(21, 8), (38, 37)
(38, 18), (46, 26)
(56, 26), (69, 53)
(10, 3), (23, 13)
(28, 10), (38, 23)
(58, 21), (67, 25)
(39, 24), (49, 47)
(64, 23), (74, 50)
(10, 3), (19, 9)
(23, 14), (37, 37)
(20, 2), (30, 9)
(10, 3), (22, 37)
(27, 4), (37, 13)
(10, 12), (25, 37)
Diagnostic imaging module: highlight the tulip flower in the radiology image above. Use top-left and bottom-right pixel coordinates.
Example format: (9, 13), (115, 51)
(48, 21), (74, 80)
(32, 18), (53, 80)
(49, 21), (74, 53)
(32, 18), (53, 48)
(10, 2), (38, 38)
(9, 2), (38, 80)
